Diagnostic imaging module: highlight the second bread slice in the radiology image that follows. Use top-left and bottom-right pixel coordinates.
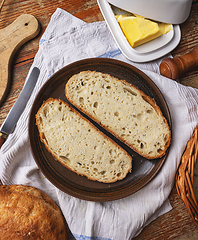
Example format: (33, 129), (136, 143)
(36, 98), (132, 183)
(65, 71), (171, 159)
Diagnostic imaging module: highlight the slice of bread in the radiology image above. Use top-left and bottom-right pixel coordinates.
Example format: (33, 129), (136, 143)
(65, 71), (171, 159)
(36, 98), (132, 183)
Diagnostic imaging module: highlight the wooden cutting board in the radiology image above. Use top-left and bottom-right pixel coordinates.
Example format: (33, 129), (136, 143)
(0, 14), (40, 106)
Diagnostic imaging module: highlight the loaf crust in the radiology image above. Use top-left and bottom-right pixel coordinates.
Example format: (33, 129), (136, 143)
(36, 98), (132, 183)
(0, 185), (68, 240)
(65, 71), (171, 159)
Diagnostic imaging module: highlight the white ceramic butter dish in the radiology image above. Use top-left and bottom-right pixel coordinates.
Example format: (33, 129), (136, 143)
(97, 0), (182, 62)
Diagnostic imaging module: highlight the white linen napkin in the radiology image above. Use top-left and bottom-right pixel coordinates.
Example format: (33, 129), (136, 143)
(1, 8), (198, 240)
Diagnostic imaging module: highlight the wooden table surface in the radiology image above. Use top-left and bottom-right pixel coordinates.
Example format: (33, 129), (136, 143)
(0, 0), (198, 239)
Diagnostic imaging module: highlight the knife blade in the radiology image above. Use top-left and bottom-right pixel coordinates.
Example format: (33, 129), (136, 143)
(0, 67), (40, 148)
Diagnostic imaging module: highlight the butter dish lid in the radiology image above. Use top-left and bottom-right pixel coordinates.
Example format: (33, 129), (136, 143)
(107, 0), (192, 24)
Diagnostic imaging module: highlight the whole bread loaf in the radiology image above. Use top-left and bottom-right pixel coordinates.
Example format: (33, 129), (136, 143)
(0, 185), (68, 240)
(36, 98), (132, 183)
(65, 71), (171, 159)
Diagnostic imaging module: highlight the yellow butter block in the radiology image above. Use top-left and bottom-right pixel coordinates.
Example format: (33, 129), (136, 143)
(116, 15), (172, 48)
(158, 22), (173, 34)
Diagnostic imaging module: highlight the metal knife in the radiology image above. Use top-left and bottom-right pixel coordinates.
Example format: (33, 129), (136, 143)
(0, 67), (40, 148)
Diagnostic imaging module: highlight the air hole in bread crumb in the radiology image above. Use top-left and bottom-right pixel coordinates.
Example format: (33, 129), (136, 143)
(93, 102), (98, 108)
(100, 171), (106, 175)
(104, 79), (110, 83)
(117, 172), (121, 177)
(146, 109), (153, 114)
(106, 86), (111, 89)
(157, 148), (163, 154)
(77, 88), (85, 94)
(137, 113), (142, 120)
(140, 143), (144, 148)
(114, 112), (119, 117)
(164, 135), (168, 141)
(43, 107), (49, 118)
(59, 155), (70, 163)
(41, 132), (47, 144)
(79, 97), (84, 104)
(155, 142), (160, 147)
(39, 117), (43, 124)
(123, 88), (137, 96)
(110, 160), (115, 164)
(94, 168), (98, 172)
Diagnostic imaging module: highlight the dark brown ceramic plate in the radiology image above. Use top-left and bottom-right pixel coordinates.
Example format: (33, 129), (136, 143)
(29, 58), (171, 202)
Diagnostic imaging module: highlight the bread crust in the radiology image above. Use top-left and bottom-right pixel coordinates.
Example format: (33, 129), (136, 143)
(65, 71), (171, 159)
(0, 185), (68, 240)
(36, 98), (132, 183)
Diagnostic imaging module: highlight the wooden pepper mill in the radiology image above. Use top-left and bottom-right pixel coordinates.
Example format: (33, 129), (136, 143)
(160, 44), (198, 80)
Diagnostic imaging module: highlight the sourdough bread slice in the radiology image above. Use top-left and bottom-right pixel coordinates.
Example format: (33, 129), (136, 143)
(65, 71), (171, 159)
(36, 98), (132, 183)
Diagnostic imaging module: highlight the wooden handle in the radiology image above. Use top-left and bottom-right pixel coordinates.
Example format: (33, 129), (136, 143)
(160, 45), (198, 80)
(0, 137), (5, 148)
(0, 132), (7, 148)
(0, 14), (40, 106)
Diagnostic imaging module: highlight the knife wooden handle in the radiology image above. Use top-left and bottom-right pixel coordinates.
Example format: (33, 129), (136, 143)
(0, 137), (5, 148)
(0, 14), (40, 106)
(160, 45), (198, 80)
(0, 133), (7, 148)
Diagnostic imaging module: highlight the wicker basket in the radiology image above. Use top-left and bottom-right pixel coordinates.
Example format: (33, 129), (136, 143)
(176, 125), (198, 226)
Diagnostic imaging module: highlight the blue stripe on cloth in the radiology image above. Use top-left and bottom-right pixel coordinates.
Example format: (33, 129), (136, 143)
(73, 234), (113, 240)
(97, 49), (122, 58)
(39, 38), (46, 45)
